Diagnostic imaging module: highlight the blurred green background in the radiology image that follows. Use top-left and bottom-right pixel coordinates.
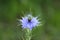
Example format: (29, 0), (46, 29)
(0, 0), (60, 40)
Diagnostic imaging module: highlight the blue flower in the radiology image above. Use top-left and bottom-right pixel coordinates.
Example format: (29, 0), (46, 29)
(20, 14), (40, 30)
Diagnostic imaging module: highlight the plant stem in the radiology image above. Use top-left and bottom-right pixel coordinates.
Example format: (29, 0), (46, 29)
(25, 29), (31, 40)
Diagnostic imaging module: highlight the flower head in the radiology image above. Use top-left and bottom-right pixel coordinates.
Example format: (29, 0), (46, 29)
(20, 14), (40, 30)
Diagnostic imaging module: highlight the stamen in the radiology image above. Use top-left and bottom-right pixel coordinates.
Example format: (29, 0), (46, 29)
(28, 19), (31, 22)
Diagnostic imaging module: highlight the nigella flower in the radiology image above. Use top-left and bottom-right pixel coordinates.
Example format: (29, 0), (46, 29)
(20, 14), (40, 30)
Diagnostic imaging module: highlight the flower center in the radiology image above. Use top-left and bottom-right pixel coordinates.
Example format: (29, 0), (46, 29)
(28, 19), (31, 22)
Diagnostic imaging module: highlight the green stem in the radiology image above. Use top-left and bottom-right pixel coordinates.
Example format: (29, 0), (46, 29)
(25, 28), (31, 40)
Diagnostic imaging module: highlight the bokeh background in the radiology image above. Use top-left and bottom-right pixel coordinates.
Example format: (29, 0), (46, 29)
(0, 0), (60, 40)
